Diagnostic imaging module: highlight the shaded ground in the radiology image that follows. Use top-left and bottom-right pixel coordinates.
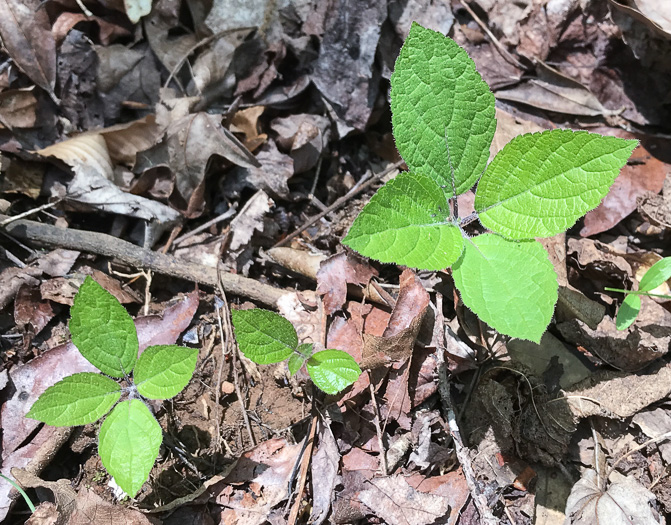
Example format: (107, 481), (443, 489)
(0, 1), (671, 524)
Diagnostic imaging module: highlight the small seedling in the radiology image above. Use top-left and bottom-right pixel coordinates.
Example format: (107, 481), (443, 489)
(342, 23), (637, 342)
(606, 257), (671, 330)
(231, 309), (361, 394)
(27, 277), (198, 498)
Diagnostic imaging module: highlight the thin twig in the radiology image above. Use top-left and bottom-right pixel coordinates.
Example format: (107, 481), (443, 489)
(369, 382), (389, 476)
(273, 161), (404, 248)
(0, 199), (62, 227)
(215, 267), (256, 447)
(435, 296), (499, 525)
(173, 208), (236, 246)
(287, 411), (318, 525)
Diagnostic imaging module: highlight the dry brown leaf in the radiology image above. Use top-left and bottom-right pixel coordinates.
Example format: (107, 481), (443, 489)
(362, 269), (429, 369)
(144, 0), (198, 72)
(51, 11), (131, 45)
(565, 469), (664, 524)
(496, 63), (615, 117)
(271, 113), (330, 173)
(310, 420), (340, 525)
(0, 89), (37, 129)
(609, 0), (671, 38)
(0, 159), (44, 199)
(210, 438), (301, 525)
(231, 106), (267, 152)
(136, 112), (259, 214)
(225, 140), (293, 199)
(358, 475), (450, 525)
(317, 252), (378, 315)
(14, 285), (55, 335)
(563, 360), (671, 420)
(98, 114), (163, 166)
(0, 0), (56, 99)
(37, 134), (114, 181)
(311, 0), (387, 136)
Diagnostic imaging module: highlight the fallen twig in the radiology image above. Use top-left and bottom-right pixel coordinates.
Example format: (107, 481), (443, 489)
(0, 215), (288, 307)
(435, 294), (500, 525)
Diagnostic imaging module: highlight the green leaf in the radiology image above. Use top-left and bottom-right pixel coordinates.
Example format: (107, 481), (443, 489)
(69, 276), (138, 377)
(342, 172), (464, 270)
(639, 257), (671, 292)
(98, 400), (162, 498)
(306, 350), (361, 395)
(452, 234), (558, 342)
(288, 343), (312, 376)
(27, 373), (120, 426)
(134, 345), (198, 400)
(475, 130), (638, 239)
(390, 23), (496, 195)
(231, 309), (297, 364)
(616, 294), (641, 331)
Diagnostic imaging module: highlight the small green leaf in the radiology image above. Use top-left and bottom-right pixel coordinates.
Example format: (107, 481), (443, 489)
(231, 309), (297, 364)
(69, 276), (138, 377)
(639, 257), (671, 292)
(27, 373), (120, 426)
(391, 22), (496, 194)
(343, 172), (464, 270)
(98, 400), (162, 498)
(288, 343), (312, 376)
(306, 350), (361, 395)
(475, 130), (638, 239)
(134, 345), (198, 400)
(616, 294), (641, 331)
(452, 234), (558, 342)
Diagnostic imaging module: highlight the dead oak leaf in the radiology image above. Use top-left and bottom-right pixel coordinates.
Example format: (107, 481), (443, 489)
(358, 475), (450, 525)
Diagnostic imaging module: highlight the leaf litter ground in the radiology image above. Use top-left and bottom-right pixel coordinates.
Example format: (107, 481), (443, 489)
(0, 1), (671, 524)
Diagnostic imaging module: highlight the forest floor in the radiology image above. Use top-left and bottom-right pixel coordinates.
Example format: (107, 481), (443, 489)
(1, 0), (671, 524)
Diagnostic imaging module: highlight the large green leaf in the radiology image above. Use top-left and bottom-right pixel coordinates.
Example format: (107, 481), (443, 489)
(69, 276), (138, 377)
(639, 257), (671, 292)
(98, 400), (162, 498)
(134, 345), (198, 400)
(306, 350), (361, 395)
(452, 234), (558, 342)
(391, 23), (496, 195)
(475, 130), (638, 239)
(231, 309), (297, 364)
(342, 172), (464, 270)
(27, 373), (120, 426)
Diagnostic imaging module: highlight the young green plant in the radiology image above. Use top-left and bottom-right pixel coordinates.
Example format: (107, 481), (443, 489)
(230, 309), (361, 394)
(342, 22), (637, 342)
(27, 277), (198, 498)
(606, 257), (671, 330)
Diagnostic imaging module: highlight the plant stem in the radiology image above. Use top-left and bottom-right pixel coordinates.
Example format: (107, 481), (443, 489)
(0, 473), (36, 512)
(604, 287), (671, 300)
